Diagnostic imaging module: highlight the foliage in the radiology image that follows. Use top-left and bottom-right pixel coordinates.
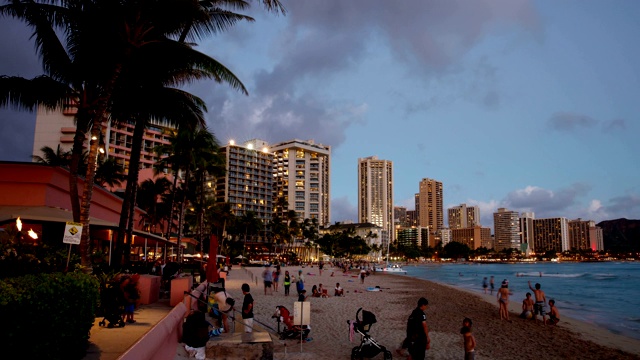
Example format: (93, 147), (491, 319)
(0, 227), (80, 279)
(316, 231), (371, 259)
(0, 272), (100, 359)
(442, 241), (471, 260)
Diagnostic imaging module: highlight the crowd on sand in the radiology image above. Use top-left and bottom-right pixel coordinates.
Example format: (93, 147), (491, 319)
(178, 261), (640, 360)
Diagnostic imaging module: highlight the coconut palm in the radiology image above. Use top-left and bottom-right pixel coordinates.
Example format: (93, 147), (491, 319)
(1, 0), (286, 268)
(94, 157), (127, 189)
(207, 202), (234, 253)
(31, 145), (71, 167)
(136, 177), (173, 233)
(236, 211), (263, 259)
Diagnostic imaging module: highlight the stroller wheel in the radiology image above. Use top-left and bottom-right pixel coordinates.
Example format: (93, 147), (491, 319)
(99, 320), (105, 327)
(107, 322), (114, 328)
(351, 346), (362, 360)
(384, 350), (393, 360)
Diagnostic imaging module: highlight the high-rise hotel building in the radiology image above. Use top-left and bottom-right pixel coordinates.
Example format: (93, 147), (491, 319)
(33, 107), (173, 175)
(533, 217), (569, 252)
(417, 178), (443, 246)
(270, 139), (331, 227)
(493, 208), (520, 251)
(215, 139), (274, 236)
(448, 204), (480, 229)
(358, 156), (394, 244)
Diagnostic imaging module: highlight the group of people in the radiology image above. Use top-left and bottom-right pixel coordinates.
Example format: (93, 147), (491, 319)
(489, 276), (560, 326)
(519, 281), (560, 325)
(395, 297), (476, 360)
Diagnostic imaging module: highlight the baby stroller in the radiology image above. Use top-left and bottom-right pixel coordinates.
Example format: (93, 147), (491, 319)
(347, 308), (391, 360)
(272, 305), (311, 340)
(98, 280), (125, 328)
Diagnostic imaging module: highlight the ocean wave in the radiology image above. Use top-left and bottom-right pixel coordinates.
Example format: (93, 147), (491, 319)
(515, 272), (586, 278)
(628, 317), (640, 323)
(591, 273), (617, 280)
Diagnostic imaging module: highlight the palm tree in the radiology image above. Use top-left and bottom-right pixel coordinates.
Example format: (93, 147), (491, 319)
(1, 0), (286, 268)
(207, 202), (234, 253)
(136, 177), (173, 233)
(31, 145), (71, 167)
(268, 214), (288, 256)
(236, 211), (263, 260)
(94, 157), (127, 189)
(285, 210), (300, 254)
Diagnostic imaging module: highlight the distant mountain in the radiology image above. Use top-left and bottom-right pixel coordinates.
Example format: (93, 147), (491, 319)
(597, 218), (640, 252)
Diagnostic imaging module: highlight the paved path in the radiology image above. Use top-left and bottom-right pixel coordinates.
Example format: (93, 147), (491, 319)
(83, 297), (174, 360)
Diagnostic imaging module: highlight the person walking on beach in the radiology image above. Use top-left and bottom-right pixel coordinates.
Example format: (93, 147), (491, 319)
(283, 270), (291, 296)
(401, 297), (431, 360)
(296, 270), (305, 296)
(241, 283), (254, 333)
(547, 299), (560, 325)
(262, 265), (273, 295)
(497, 280), (512, 322)
(360, 268), (367, 284)
(272, 267), (280, 292)
(460, 317), (476, 360)
(489, 276), (495, 295)
(528, 281), (547, 325)
(482, 277), (488, 294)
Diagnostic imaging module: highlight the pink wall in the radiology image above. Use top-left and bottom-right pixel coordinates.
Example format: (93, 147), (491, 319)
(0, 162), (145, 228)
(118, 303), (186, 360)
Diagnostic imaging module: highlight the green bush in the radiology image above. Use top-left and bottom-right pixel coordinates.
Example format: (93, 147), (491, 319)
(0, 272), (100, 359)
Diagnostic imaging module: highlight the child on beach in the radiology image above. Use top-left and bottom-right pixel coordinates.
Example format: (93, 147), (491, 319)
(547, 299), (560, 325)
(520, 292), (535, 319)
(283, 271), (291, 296)
(460, 317), (476, 360)
(298, 289), (308, 302)
(241, 283), (254, 333)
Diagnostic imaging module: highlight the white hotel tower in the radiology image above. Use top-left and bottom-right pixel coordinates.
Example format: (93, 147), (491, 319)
(358, 156), (394, 244)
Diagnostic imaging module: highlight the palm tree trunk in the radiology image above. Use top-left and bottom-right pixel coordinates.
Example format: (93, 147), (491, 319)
(176, 165), (191, 264)
(165, 168), (179, 242)
(69, 117), (89, 222)
(116, 120), (145, 266)
(79, 60), (125, 269)
(79, 118), (105, 269)
(198, 173), (205, 255)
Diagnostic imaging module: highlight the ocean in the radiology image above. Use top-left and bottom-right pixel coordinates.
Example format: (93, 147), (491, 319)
(402, 261), (640, 340)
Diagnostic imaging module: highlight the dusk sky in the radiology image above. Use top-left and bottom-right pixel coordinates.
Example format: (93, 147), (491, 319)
(1, 0), (639, 228)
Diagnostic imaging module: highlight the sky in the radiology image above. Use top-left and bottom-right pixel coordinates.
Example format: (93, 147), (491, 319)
(1, 0), (639, 228)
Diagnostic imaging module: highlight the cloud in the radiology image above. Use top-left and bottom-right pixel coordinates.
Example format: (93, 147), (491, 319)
(602, 118), (626, 132)
(330, 196), (357, 223)
(465, 198), (501, 229)
(206, 0), (539, 148)
(548, 112), (598, 131)
(503, 183), (591, 216)
(602, 194), (640, 220)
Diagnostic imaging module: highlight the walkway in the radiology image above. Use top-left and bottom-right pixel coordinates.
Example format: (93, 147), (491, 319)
(83, 297), (174, 360)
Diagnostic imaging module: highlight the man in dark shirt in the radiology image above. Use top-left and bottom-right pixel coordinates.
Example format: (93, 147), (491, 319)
(241, 283), (254, 333)
(406, 297), (430, 360)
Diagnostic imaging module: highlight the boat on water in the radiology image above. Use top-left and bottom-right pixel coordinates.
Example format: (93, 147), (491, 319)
(376, 240), (407, 273)
(379, 263), (407, 274)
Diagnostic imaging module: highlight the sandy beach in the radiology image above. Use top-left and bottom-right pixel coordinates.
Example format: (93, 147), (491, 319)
(184, 264), (640, 359)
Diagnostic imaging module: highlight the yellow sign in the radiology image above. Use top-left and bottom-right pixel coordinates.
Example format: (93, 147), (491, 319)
(63, 222), (83, 245)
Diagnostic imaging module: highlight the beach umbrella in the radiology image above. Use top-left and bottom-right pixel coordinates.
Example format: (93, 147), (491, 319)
(216, 255), (226, 259)
(235, 255), (245, 259)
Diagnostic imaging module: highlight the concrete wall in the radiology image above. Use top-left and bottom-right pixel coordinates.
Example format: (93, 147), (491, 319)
(118, 303), (187, 360)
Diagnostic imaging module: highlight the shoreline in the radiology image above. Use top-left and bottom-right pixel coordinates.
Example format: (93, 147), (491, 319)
(427, 277), (640, 357)
(204, 264), (640, 359)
